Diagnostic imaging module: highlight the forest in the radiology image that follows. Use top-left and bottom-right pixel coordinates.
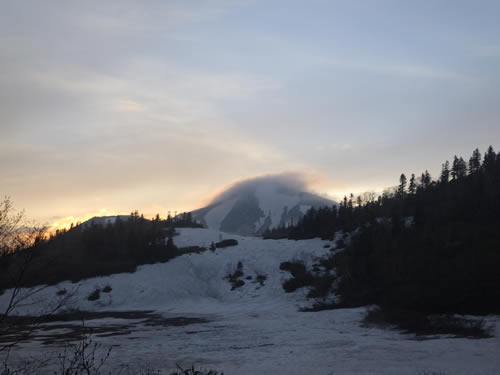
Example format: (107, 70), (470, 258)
(0, 211), (202, 292)
(271, 146), (500, 314)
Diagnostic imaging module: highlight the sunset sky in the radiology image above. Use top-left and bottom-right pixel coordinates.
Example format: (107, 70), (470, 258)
(1, 1), (500, 228)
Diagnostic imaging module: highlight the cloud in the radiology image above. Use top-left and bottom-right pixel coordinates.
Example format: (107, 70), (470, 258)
(316, 143), (353, 152)
(117, 99), (146, 112)
(302, 55), (471, 81)
(208, 171), (327, 204)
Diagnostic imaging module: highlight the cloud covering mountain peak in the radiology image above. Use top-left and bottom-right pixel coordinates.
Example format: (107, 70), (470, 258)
(194, 172), (334, 236)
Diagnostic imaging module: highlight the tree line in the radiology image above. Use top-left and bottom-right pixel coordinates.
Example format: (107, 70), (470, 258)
(0, 210), (201, 292)
(273, 146), (500, 313)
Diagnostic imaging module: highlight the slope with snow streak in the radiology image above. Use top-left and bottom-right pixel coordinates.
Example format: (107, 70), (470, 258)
(2, 228), (331, 315)
(203, 199), (237, 232)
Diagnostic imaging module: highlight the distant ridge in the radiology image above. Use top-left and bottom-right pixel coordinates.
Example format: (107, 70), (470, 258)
(80, 215), (139, 228)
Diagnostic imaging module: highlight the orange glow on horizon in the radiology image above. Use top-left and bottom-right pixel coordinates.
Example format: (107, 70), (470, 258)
(49, 207), (193, 232)
(50, 208), (122, 232)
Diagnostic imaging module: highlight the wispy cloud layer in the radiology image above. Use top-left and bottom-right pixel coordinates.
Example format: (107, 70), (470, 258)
(1, 1), (499, 222)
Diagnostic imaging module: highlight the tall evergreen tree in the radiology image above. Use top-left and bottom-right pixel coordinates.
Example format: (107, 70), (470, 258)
(408, 173), (416, 195)
(166, 228), (175, 251)
(452, 156), (467, 179)
(397, 173), (407, 197)
(458, 157), (467, 178)
(451, 156), (459, 180)
(348, 194), (354, 210)
(440, 161), (450, 183)
(468, 148), (482, 174)
(423, 170), (432, 189)
(483, 146), (496, 171)
(419, 172), (426, 190)
(356, 195), (363, 207)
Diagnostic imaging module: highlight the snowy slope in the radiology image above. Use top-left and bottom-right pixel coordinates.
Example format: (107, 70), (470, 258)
(1, 228), (500, 375)
(203, 198), (237, 231)
(2, 228), (333, 315)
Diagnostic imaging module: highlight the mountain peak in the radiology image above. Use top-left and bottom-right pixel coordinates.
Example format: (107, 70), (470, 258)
(192, 173), (335, 236)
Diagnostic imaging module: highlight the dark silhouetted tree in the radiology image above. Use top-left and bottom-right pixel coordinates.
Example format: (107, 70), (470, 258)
(483, 146), (496, 171)
(408, 173), (416, 195)
(469, 148), (482, 174)
(440, 161), (450, 183)
(452, 156), (467, 179)
(397, 173), (407, 197)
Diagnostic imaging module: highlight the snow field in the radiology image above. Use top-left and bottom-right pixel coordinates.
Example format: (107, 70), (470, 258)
(2, 228), (500, 374)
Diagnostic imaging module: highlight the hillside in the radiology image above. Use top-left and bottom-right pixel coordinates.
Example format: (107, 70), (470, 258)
(0, 228), (332, 315)
(275, 146), (500, 314)
(0, 212), (202, 292)
(1, 228), (500, 374)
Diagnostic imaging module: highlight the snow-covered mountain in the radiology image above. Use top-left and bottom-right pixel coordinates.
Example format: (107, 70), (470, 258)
(192, 174), (335, 236)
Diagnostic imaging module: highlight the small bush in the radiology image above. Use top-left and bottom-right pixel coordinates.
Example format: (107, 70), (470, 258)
(306, 274), (336, 299)
(179, 246), (207, 255)
(102, 285), (112, 293)
(87, 288), (101, 301)
(280, 260), (307, 278)
(215, 239), (238, 248)
(318, 255), (336, 270)
(255, 274), (267, 286)
(281, 260), (314, 293)
(170, 364), (224, 375)
(301, 301), (337, 312)
(231, 280), (245, 290)
(363, 307), (493, 339)
(225, 261), (245, 290)
(232, 262), (244, 278)
(283, 276), (311, 293)
(281, 259), (335, 297)
(56, 289), (67, 296)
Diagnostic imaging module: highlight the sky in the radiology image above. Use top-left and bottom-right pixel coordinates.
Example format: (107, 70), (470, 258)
(1, 0), (500, 228)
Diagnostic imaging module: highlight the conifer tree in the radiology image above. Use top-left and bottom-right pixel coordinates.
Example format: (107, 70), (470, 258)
(166, 228), (175, 250)
(452, 156), (467, 179)
(468, 148), (482, 174)
(458, 157), (467, 178)
(356, 195), (362, 207)
(451, 156), (459, 180)
(398, 173), (407, 197)
(348, 193), (354, 210)
(483, 145), (496, 171)
(408, 173), (416, 194)
(419, 172), (426, 190)
(440, 161), (450, 183)
(423, 170), (432, 188)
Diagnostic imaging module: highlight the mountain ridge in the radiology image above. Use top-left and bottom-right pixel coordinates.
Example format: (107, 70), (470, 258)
(192, 175), (335, 236)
